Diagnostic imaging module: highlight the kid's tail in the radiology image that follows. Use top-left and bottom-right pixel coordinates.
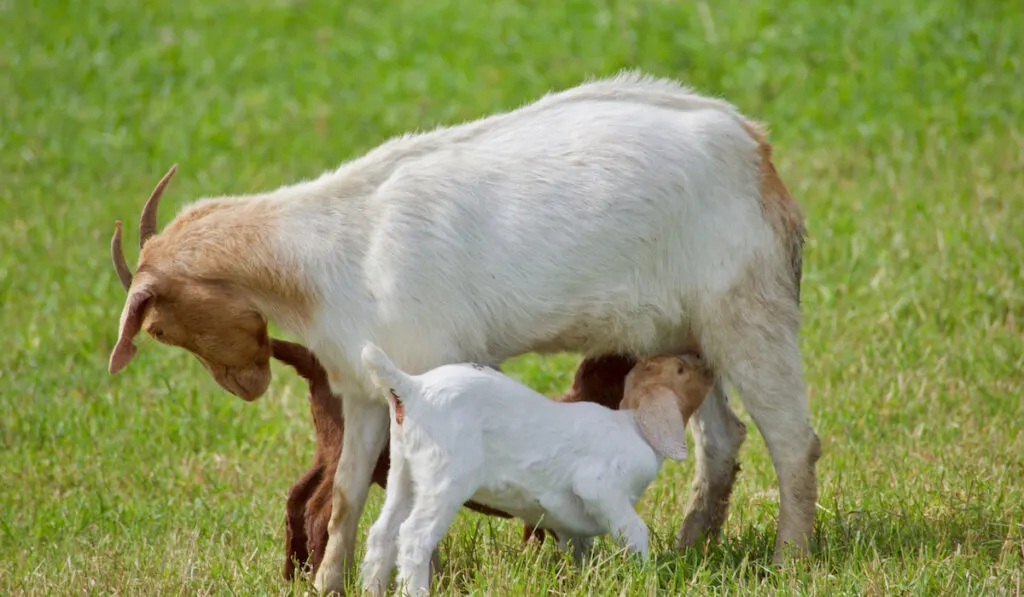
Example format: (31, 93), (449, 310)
(361, 342), (418, 404)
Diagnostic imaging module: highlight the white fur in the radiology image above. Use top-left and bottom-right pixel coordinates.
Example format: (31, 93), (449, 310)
(359, 343), (660, 597)
(192, 71), (818, 591)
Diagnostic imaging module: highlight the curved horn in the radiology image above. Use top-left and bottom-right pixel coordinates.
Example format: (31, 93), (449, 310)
(139, 164), (178, 249)
(111, 220), (133, 292)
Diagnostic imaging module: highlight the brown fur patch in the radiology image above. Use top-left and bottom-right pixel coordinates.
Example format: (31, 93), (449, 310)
(556, 354), (637, 409)
(126, 268), (273, 400)
(114, 196), (316, 400)
(142, 199), (313, 313)
(741, 121), (807, 301)
(622, 354), (713, 422)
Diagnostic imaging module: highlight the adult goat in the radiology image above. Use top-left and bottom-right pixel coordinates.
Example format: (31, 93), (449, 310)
(107, 71), (819, 594)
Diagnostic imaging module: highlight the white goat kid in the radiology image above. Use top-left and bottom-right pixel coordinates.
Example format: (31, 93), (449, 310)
(107, 71), (819, 594)
(358, 343), (713, 596)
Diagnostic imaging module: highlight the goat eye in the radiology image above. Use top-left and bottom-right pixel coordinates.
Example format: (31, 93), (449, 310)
(151, 328), (165, 340)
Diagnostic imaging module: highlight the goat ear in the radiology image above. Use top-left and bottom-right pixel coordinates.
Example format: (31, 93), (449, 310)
(109, 287), (153, 374)
(634, 386), (689, 461)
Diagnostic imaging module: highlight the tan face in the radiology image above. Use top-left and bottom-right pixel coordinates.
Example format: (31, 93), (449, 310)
(107, 166), (274, 402)
(619, 354), (714, 462)
(620, 355), (712, 415)
(111, 270), (273, 401)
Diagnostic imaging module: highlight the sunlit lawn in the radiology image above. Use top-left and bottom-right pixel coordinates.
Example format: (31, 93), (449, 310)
(1, 0), (1022, 594)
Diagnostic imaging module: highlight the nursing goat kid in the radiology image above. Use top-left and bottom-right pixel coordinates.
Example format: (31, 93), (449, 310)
(284, 352), (638, 578)
(275, 338), (557, 580)
(106, 71), (820, 594)
(359, 343), (713, 597)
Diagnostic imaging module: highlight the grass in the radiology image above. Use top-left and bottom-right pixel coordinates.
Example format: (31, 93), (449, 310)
(1, 0), (1022, 594)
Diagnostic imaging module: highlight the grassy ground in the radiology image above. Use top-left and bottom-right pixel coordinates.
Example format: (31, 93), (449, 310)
(2, 0), (1022, 595)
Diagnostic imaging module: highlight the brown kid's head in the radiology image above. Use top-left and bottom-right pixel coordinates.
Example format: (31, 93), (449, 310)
(620, 354), (714, 461)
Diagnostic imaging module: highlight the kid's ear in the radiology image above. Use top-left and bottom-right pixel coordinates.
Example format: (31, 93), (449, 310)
(633, 386), (689, 461)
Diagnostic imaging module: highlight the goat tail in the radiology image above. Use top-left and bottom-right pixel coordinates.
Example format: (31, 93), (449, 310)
(361, 342), (418, 404)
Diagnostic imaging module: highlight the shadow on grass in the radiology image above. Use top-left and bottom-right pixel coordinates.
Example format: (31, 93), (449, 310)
(644, 502), (1020, 590)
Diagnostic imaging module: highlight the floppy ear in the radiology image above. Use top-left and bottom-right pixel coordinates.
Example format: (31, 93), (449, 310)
(634, 386), (689, 461)
(109, 287), (153, 374)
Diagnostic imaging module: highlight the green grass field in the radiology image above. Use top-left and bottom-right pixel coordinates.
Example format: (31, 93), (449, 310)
(2, 0), (1022, 594)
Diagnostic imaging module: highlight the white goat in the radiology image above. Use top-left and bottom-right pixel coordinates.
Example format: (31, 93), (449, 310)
(107, 71), (819, 594)
(358, 342), (713, 596)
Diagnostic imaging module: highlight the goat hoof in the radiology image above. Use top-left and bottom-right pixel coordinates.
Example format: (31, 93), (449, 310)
(312, 566), (346, 596)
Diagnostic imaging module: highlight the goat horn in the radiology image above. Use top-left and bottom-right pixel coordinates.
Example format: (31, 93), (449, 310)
(111, 220), (133, 292)
(139, 164), (178, 249)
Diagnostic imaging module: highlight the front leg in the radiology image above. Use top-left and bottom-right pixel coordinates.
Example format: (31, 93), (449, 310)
(574, 475), (650, 561)
(314, 395), (390, 595)
(395, 496), (465, 596)
(676, 379), (746, 549)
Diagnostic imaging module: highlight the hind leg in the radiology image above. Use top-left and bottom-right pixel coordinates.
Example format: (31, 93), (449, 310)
(675, 378), (747, 549)
(395, 491), (472, 596)
(360, 446), (414, 597)
(700, 281), (821, 564)
(574, 475), (649, 561)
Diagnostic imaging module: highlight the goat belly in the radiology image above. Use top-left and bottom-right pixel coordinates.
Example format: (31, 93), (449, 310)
(468, 482), (606, 538)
